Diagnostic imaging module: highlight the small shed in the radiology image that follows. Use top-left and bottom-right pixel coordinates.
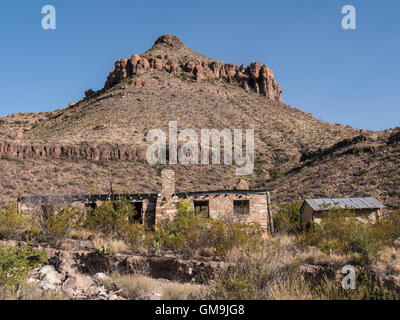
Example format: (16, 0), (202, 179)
(300, 197), (385, 225)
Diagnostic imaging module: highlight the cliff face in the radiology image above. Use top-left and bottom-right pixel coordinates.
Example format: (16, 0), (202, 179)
(104, 34), (283, 102)
(0, 142), (147, 161)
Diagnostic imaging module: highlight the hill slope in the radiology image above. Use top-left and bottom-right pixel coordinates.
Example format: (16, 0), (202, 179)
(0, 34), (398, 209)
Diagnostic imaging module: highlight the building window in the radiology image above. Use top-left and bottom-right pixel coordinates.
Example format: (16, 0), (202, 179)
(234, 200), (250, 215)
(129, 202), (143, 224)
(194, 200), (209, 216)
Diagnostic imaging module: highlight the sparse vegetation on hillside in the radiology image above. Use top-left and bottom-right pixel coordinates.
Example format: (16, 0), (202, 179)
(0, 34), (399, 300)
(1, 200), (400, 300)
(0, 34), (398, 211)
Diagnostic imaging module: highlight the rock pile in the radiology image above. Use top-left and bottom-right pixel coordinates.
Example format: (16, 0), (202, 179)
(27, 266), (126, 300)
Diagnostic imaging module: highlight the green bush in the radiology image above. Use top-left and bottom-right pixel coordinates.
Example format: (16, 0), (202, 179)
(273, 201), (302, 235)
(122, 222), (147, 251)
(0, 245), (47, 290)
(41, 207), (83, 246)
(372, 210), (400, 245)
(0, 205), (37, 241)
(85, 199), (137, 236)
(269, 167), (284, 180)
(152, 200), (263, 256)
(208, 219), (264, 256)
(300, 208), (389, 263)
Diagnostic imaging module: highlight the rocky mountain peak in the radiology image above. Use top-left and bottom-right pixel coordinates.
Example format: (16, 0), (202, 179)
(154, 34), (184, 48)
(103, 34), (284, 102)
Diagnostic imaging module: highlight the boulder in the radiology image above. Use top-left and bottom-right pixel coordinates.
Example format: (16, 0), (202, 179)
(194, 65), (205, 81)
(85, 89), (95, 98)
(129, 79), (147, 88)
(150, 58), (163, 70)
(94, 272), (111, 284)
(38, 265), (63, 290)
(135, 58), (150, 74)
(144, 291), (162, 300)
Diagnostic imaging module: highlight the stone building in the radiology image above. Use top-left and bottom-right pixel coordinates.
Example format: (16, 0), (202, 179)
(300, 197), (385, 226)
(17, 170), (273, 232)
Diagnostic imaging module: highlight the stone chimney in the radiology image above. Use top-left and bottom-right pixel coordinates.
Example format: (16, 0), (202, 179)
(235, 179), (249, 190)
(161, 169), (175, 198)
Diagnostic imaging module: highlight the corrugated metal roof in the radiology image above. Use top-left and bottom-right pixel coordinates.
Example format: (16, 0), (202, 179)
(302, 197), (385, 212)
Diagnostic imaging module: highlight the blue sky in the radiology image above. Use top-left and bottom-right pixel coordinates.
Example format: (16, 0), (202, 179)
(0, 0), (399, 131)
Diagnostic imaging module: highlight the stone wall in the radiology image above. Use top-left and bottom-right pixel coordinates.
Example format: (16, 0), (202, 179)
(18, 168), (270, 231)
(155, 193), (269, 230)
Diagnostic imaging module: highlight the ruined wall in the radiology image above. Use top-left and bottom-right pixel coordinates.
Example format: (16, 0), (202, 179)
(154, 169), (269, 229)
(155, 193), (269, 230)
(19, 196), (157, 228)
(20, 200), (86, 220)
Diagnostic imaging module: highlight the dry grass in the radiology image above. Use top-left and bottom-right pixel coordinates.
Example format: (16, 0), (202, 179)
(208, 235), (352, 300)
(161, 282), (204, 300)
(110, 273), (205, 300)
(91, 236), (129, 255)
(70, 228), (93, 240)
(376, 246), (400, 274)
(0, 281), (68, 300)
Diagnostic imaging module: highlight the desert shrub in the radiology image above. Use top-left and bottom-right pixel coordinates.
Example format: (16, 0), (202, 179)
(161, 282), (205, 300)
(112, 198), (139, 223)
(85, 199), (137, 236)
(0, 205), (35, 240)
(110, 273), (204, 300)
(23, 223), (42, 243)
(153, 200), (263, 256)
(0, 245), (47, 291)
(273, 201), (302, 234)
(300, 208), (386, 263)
(41, 207), (83, 246)
(209, 236), (400, 300)
(208, 239), (302, 300)
(151, 214), (207, 254)
(121, 222), (147, 251)
(269, 167), (284, 180)
(111, 274), (157, 300)
(312, 268), (399, 300)
(207, 219), (264, 256)
(371, 210), (400, 245)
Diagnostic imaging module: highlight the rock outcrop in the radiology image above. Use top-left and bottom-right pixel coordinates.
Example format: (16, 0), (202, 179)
(0, 142), (148, 162)
(85, 89), (95, 98)
(104, 34), (283, 102)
